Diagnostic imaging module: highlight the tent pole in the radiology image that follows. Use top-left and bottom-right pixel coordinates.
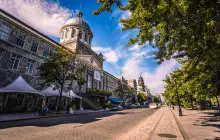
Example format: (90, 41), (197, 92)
(80, 98), (82, 110)
(4, 94), (9, 108)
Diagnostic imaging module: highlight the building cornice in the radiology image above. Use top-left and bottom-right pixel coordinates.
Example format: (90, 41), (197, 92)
(77, 40), (104, 62)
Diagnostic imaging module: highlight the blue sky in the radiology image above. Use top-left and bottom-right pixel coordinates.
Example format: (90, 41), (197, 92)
(1, 0), (179, 93)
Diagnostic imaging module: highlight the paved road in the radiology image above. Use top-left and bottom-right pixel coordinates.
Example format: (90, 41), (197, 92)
(0, 108), (158, 140)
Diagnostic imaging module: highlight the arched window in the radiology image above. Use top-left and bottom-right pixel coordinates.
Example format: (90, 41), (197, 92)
(78, 30), (82, 39)
(71, 28), (76, 38)
(65, 29), (68, 38)
(85, 33), (88, 42)
(88, 36), (91, 44)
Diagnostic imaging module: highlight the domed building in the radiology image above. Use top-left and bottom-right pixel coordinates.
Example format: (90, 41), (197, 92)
(60, 11), (105, 94)
(0, 9), (122, 112)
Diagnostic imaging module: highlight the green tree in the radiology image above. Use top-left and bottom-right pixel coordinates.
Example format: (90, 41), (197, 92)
(38, 47), (75, 112)
(93, 1), (220, 110)
(152, 95), (160, 103)
(137, 92), (147, 104)
(75, 66), (86, 94)
(93, 0), (219, 63)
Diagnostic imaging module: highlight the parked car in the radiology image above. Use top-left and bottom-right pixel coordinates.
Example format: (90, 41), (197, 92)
(134, 103), (141, 108)
(149, 103), (158, 109)
(127, 103), (135, 109)
(110, 104), (123, 111)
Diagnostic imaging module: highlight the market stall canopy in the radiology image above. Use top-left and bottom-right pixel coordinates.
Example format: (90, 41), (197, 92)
(108, 97), (123, 103)
(66, 90), (82, 99)
(40, 85), (69, 97)
(0, 76), (42, 95)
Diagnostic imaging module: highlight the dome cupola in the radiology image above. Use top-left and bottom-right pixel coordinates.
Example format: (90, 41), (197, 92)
(60, 11), (93, 50)
(64, 11), (91, 31)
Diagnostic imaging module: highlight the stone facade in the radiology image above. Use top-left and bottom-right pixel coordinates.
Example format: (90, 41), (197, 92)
(103, 71), (119, 96)
(0, 10), (120, 96)
(0, 10), (59, 89)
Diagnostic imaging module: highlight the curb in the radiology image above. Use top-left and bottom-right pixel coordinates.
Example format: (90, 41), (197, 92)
(0, 110), (109, 123)
(168, 107), (190, 140)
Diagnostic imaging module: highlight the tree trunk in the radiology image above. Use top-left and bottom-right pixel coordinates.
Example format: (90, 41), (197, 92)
(190, 94), (193, 110)
(176, 91), (183, 116)
(79, 85), (81, 94)
(57, 84), (64, 112)
(215, 95), (220, 109)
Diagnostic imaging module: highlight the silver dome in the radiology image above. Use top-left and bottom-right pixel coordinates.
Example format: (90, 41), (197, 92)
(65, 12), (91, 31)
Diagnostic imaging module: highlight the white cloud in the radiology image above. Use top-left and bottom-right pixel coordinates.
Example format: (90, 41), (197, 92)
(122, 58), (141, 80)
(0, 0), (73, 37)
(92, 47), (119, 63)
(112, 9), (132, 28)
(122, 44), (178, 94)
(142, 59), (179, 94)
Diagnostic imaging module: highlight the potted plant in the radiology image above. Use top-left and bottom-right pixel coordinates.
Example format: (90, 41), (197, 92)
(70, 105), (76, 114)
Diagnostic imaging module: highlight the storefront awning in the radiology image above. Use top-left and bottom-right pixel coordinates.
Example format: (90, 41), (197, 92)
(0, 76), (42, 96)
(108, 97), (123, 103)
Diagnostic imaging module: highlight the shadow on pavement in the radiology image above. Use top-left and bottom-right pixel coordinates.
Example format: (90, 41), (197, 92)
(0, 109), (155, 129)
(194, 111), (220, 130)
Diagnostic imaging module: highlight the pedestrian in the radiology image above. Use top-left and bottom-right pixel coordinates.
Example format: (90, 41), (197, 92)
(66, 103), (71, 114)
(43, 104), (49, 115)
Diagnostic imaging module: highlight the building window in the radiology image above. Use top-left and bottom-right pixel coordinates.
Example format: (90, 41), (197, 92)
(43, 47), (50, 57)
(9, 54), (21, 70)
(87, 75), (92, 88)
(85, 33), (88, 42)
(26, 59), (35, 74)
(16, 95), (24, 106)
(30, 38), (39, 53)
(16, 31), (27, 47)
(0, 22), (11, 41)
(71, 28), (76, 38)
(0, 49), (3, 60)
(65, 29), (68, 38)
(88, 36), (91, 44)
(0, 93), (7, 106)
(79, 30), (82, 39)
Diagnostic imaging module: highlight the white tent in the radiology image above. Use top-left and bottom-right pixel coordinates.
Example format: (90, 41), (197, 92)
(40, 85), (68, 97)
(0, 76), (42, 96)
(67, 90), (82, 99)
(66, 90), (82, 110)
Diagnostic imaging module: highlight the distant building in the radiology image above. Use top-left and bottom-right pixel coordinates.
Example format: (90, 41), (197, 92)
(127, 79), (137, 99)
(137, 75), (145, 93)
(127, 79), (137, 90)
(103, 71), (119, 97)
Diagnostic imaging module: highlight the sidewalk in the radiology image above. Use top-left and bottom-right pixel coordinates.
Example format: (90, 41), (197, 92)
(119, 106), (184, 140)
(0, 109), (107, 123)
(150, 107), (184, 140)
(171, 107), (220, 140)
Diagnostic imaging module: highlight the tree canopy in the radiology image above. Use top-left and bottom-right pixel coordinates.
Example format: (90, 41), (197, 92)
(93, 0), (220, 109)
(38, 47), (75, 111)
(137, 92), (148, 104)
(93, 0), (219, 64)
